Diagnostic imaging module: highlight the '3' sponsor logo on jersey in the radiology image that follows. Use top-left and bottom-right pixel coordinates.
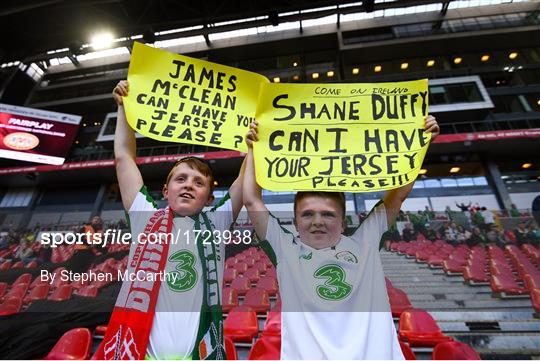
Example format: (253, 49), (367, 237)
(167, 250), (198, 292)
(314, 264), (352, 301)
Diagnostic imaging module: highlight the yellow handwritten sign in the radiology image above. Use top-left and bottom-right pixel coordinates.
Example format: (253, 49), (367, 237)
(254, 80), (430, 192)
(124, 42), (269, 152)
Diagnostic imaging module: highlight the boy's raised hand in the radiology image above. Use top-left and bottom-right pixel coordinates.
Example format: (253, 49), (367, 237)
(113, 80), (129, 106)
(246, 121), (259, 148)
(424, 115), (440, 141)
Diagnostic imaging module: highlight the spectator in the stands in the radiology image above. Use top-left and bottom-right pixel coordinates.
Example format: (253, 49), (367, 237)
(528, 224), (540, 245)
(14, 239), (36, 265)
(486, 225), (508, 248)
(444, 222), (459, 245)
(424, 223), (437, 241)
(36, 243), (52, 263)
(70, 215), (104, 273)
(481, 207), (495, 230)
(424, 206), (435, 220)
(0, 235), (8, 250)
(509, 203), (521, 218)
(455, 201), (471, 212)
(513, 221), (532, 246)
(467, 226), (487, 247)
(402, 223), (416, 242)
(456, 225), (471, 244)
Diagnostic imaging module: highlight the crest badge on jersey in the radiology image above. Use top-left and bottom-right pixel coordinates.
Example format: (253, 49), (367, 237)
(335, 250), (358, 264)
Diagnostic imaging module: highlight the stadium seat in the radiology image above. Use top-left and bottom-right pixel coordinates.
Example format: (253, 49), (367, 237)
(463, 265), (490, 284)
(76, 285), (98, 297)
(224, 306), (259, 343)
(230, 277), (251, 296)
(427, 254), (445, 268)
(48, 284), (73, 301)
(265, 268), (277, 278)
(224, 268), (238, 284)
(23, 283), (50, 303)
(95, 325), (108, 335)
(399, 342), (416, 360)
(262, 309), (281, 337)
(490, 274), (526, 295)
(243, 289), (270, 314)
(222, 287), (239, 313)
(399, 309), (453, 347)
(3, 283), (29, 300)
(12, 273), (32, 286)
(0, 297), (23, 316)
(443, 259), (466, 274)
(0, 260), (12, 270)
(0, 282), (6, 298)
(248, 335), (280, 360)
(256, 276), (279, 297)
(44, 327), (92, 360)
(25, 261), (38, 269)
(224, 336), (237, 360)
(432, 341), (481, 360)
(388, 287), (413, 317)
(11, 261), (24, 269)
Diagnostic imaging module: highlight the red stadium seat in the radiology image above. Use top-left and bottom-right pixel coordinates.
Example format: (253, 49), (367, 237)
(225, 336), (237, 360)
(385, 277), (394, 290)
(4, 283), (29, 300)
(432, 341), (481, 360)
(490, 274), (526, 295)
(25, 261), (38, 269)
(23, 283), (50, 303)
(248, 335), (280, 360)
(224, 268), (238, 284)
(443, 259), (465, 274)
(95, 325), (108, 335)
(463, 265), (490, 284)
(399, 309), (453, 347)
(224, 306), (259, 343)
(243, 289), (270, 314)
(12, 273), (32, 286)
(11, 261), (24, 269)
(388, 287), (413, 317)
(0, 260), (12, 270)
(48, 284), (73, 301)
(262, 309), (281, 337)
(222, 287), (239, 313)
(76, 286), (98, 297)
(230, 277), (251, 296)
(399, 342), (417, 360)
(427, 254), (445, 268)
(0, 297), (23, 316)
(257, 276), (279, 297)
(44, 328), (92, 360)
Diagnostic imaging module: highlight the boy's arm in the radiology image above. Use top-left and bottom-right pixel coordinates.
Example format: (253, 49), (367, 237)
(383, 115), (439, 227)
(243, 147), (269, 241)
(227, 156), (247, 222)
(113, 81), (143, 211)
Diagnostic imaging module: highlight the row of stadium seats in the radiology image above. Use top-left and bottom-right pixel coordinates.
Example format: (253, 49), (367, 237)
(0, 256), (128, 315)
(388, 239), (540, 316)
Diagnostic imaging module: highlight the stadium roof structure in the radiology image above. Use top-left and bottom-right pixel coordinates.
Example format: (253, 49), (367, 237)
(1, 0), (470, 64)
